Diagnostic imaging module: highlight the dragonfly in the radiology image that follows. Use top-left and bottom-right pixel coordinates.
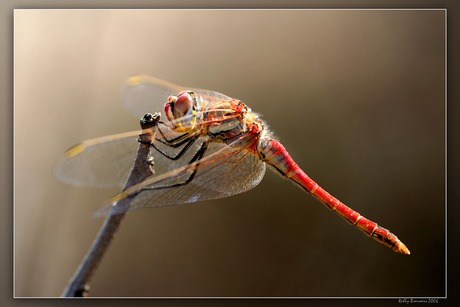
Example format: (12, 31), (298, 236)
(55, 74), (410, 255)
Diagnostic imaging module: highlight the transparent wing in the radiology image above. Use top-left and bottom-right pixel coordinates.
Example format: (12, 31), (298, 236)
(53, 118), (202, 188)
(54, 130), (142, 188)
(96, 133), (266, 215)
(122, 74), (233, 118)
(54, 106), (242, 189)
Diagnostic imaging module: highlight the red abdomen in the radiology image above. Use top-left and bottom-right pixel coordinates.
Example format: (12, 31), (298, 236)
(259, 139), (409, 254)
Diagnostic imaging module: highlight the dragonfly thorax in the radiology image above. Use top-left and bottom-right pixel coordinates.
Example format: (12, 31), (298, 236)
(204, 99), (257, 143)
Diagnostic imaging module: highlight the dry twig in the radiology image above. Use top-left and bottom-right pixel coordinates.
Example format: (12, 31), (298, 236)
(61, 113), (158, 297)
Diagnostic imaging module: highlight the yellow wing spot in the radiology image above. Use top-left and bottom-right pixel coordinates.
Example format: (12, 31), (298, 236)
(65, 143), (85, 158)
(110, 190), (129, 204)
(128, 75), (143, 86)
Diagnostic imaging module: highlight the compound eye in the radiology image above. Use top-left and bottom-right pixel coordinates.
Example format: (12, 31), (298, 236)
(164, 95), (177, 122)
(174, 92), (194, 115)
(164, 91), (197, 132)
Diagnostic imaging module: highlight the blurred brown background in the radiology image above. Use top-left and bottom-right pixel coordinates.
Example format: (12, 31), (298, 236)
(14, 10), (445, 297)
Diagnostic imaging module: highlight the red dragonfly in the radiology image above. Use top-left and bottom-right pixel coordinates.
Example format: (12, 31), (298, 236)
(55, 75), (410, 255)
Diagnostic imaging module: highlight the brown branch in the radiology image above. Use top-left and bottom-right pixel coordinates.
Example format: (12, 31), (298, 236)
(61, 113), (158, 297)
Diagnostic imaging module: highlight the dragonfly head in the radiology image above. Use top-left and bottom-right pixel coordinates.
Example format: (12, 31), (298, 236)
(165, 91), (197, 132)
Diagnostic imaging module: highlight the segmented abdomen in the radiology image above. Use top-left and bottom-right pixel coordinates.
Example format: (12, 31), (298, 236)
(258, 138), (409, 254)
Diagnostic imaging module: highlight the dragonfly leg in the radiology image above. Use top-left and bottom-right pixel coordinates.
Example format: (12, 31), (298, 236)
(137, 122), (188, 145)
(134, 117), (200, 161)
(140, 139), (209, 192)
(156, 122), (199, 145)
(151, 133), (200, 160)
